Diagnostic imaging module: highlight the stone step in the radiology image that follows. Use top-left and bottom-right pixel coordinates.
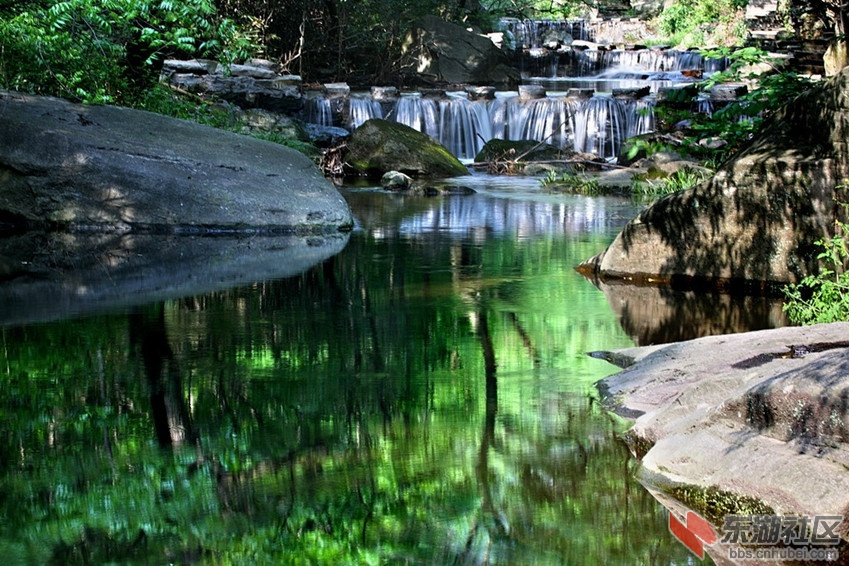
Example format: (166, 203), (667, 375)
(747, 3), (778, 11)
(749, 29), (781, 39)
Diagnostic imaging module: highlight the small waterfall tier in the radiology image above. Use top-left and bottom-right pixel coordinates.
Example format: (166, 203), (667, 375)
(297, 18), (729, 163)
(301, 85), (656, 162)
(502, 17), (728, 82)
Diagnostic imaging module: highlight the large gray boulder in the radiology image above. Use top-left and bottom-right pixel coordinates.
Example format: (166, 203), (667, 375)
(345, 119), (469, 178)
(580, 67), (849, 286)
(595, 323), (849, 551)
(400, 16), (519, 87)
(0, 91), (352, 233)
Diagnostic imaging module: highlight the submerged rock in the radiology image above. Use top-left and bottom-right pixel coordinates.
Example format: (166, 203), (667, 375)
(380, 170), (413, 190)
(409, 182), (476, 196)
(0, 91), (353, 233)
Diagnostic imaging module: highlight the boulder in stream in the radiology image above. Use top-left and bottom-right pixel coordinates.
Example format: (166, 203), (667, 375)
(344, 119), (470, 179)
(580, 66), (849, 287)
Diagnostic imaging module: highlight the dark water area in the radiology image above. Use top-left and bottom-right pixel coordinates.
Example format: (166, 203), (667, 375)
(0, 176), (785, 563)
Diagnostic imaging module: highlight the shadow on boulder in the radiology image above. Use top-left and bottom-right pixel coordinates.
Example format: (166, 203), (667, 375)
(579, 67), (849, 289)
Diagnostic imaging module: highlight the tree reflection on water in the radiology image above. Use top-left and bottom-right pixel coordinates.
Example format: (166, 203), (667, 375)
(0, 186), (718, 563)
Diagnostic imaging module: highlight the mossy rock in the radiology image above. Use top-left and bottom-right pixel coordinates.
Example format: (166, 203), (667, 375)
(344, 119), (469, 178)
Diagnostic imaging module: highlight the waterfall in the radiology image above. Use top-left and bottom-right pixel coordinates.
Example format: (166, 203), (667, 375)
(569, 48), (707, 76)
(298, 88), (649, 162)
(349, 96), (383, 129)
(513, 96), (580, 148)
(303, 95), (333, 127)
(514, 18), (591, 48)
(488, 94), (519, 141)
(300, 88), (652, 162)
(569, 50), (604, 76)
(695, 93), (713, 117)
(392, 93), (439, 138)
(625, 97), (656, 138)
(438, 93), (493, 161)
(573, 95), (629, 160)
(608, 49), (705, 72)
(297, 15), (741, 163)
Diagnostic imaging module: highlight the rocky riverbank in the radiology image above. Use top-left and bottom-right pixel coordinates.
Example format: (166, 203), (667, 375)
(594, 322), (849, 548)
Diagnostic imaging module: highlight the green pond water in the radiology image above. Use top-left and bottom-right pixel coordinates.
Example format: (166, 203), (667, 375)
(0, 176), (785, 564)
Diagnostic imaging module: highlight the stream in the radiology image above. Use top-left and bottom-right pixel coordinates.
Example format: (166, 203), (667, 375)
(0, 175), (787, 563)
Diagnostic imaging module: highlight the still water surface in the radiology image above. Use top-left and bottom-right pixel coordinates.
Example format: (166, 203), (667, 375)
(0, 175), (780, 563)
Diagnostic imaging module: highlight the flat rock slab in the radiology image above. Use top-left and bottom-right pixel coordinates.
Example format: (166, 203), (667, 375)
(0, 91), (352, 233)
(595, 322), (849, 527)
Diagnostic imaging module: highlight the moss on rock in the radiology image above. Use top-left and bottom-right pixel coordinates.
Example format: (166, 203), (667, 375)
(345, 119), (469, 179)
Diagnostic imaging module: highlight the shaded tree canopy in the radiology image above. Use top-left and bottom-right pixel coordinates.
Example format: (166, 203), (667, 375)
(1, 0), (847, 103)
(0, 0), (256, 102)
(212, 0), (494, 84)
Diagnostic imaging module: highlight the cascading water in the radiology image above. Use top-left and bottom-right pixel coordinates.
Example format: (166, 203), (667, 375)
(295, 17), (736, 162)
(494, 95), (580, 149)
(596, 49), (706, 73)
(512, 18), (591, 48)
(302, 95), (333, 127)
(305, 88), (654, 162)
(487, 93), (516, 141)
(548, 48), (719, 82)
(438, 93), (493, 161)
(625, 97), (656, 139)
(392, 93), (439, 138)
(348, 96), (383, 129)
(573, 95), (629, 159)
(694, 93), (714, 117)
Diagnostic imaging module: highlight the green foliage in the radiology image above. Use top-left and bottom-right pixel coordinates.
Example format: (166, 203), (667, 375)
(250, 131), (320, 157)
(0, 0), (257, 104)
(700, 46), (767, 87)
(624, 137), (673, 161)
(542, 165), (712, 199)
(783, 201), (849, 325)
(136, 83), (233, 124)
(630, 166), (712, 197)
(540, 170), (602, 194)
(135, 84), (319, 156)
(658, 0), (716, 37)
(655, 0), (747, 47)
(480, 0), (601, 20)
(653, 48), (817, 166)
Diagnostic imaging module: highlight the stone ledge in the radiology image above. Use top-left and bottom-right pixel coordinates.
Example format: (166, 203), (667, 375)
(594, 322), (849, 535)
